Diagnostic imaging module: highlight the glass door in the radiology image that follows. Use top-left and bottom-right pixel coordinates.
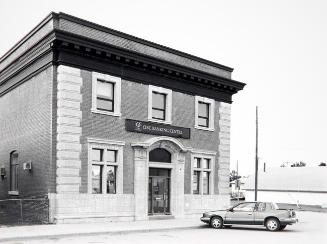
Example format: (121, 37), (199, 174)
(148, 168), (170, 215)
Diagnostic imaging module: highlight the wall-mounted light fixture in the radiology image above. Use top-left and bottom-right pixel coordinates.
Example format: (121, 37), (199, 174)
(23, 161), (32, 171)
(0, 167), (6, 179)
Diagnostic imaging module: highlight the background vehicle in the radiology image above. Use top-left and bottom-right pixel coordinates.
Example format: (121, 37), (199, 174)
(200, 201), (298, 231)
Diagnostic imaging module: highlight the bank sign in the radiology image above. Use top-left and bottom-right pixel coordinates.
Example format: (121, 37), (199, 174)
(125, 119), (190, 139)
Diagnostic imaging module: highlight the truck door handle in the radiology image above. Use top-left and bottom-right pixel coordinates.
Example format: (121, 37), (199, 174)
(248, 213), (253, 215)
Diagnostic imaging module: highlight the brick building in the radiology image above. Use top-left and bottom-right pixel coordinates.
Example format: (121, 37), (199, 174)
(0, 12), (245, 223)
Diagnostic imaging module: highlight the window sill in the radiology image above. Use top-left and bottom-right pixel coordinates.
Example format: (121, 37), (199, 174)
(194, 125), (214, 132)
(148, 118), (172, 125)
(91, 109), (121, 117)
(8, 191), (19, 196)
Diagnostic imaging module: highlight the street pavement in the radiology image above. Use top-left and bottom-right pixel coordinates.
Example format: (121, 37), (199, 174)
(0, 211), (326, 244)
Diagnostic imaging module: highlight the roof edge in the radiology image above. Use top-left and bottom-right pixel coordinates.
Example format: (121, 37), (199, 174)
(56, 12), (234, 72)
(0, 12), (56, 63)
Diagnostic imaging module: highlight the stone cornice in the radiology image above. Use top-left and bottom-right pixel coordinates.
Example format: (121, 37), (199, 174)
(55, 12), (234, 73)
(0, 12), (246, 102)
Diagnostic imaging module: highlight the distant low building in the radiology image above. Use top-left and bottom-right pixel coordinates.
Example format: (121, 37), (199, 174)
(244, 167), (327, 208)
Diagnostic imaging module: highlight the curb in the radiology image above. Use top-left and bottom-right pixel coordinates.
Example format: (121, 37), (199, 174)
(0, 225), (202, 243)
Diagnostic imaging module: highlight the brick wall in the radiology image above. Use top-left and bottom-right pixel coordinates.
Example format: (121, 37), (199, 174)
(79, 69), (223, 195)
(0, 67), (53, 199)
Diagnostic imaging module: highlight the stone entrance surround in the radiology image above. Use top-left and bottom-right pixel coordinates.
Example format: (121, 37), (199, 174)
(132, 137), (188, 220)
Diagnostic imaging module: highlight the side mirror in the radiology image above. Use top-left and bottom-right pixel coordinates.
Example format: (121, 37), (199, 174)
(228, 208), (234, 212)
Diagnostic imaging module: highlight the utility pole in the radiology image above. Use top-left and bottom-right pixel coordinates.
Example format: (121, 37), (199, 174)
(236, 160), (239, 202)
(255, 106), (259, 201)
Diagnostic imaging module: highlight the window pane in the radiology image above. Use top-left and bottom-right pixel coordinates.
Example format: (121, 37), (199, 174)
(97, 80), (114, 99)
(257, 203), (266, 212)
(198, 102), (209, 118)
(92, 149), (103, 162)
(198, 117), (209, 127)
(203, 159), (210, 169)
(193, 158), (201, 168)
(152, 92), (166, 109)
(97, 98), (113, 111)
(92, 165), (102, 194)
(107, 150), (117, 162)
(14, 165), (19, 190)
(10, 165), (16, 191)
(107, 166), (116, 194)
(192, 171), (200, 194)
(233, 202), (256, 211)
(152, 109), (165, 120)
(203, 172), (210, 195)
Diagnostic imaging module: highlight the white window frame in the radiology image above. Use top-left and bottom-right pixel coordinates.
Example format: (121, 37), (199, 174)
(191, 153), (215, 195)
(148, 85), (172, 124)
(87, 138), (125, 194)
(195, 96), (215, 131)
(92, 72), (122, 117)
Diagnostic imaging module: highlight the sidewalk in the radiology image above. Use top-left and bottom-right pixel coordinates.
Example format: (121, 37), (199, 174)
(0, 217), (202, 242)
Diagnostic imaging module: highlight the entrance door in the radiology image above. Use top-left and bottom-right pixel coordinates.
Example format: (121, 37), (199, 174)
(148, 168), (170, 215)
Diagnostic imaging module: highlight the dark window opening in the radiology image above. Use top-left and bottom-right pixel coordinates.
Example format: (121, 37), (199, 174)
(149, 148), (171, 163)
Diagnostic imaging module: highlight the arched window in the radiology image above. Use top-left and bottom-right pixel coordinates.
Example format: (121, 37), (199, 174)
(10, 151), (19, 192)
(149, 148), (171, 163)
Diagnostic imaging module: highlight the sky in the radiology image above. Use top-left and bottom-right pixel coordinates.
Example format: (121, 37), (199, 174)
(0, 0), (326, 175)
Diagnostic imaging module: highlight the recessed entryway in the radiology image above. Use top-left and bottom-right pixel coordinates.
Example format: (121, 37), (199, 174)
(148, 168), (171, 215)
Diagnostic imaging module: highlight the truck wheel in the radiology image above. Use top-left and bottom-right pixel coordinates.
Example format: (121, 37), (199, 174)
(210, 216), (223, 229)
(265, 218), (280, 231)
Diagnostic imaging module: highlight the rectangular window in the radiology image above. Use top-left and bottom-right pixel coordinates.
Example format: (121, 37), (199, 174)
(195, 96), (215, 131)
(90, 146), (120, 194)
(10, 152), (18, 192)
(192, 155), (213, 195)
(198, 102), (209, 127)
(152, 92), (166, 120)
(148, 85), (172, 124)
(203, 171), (210, 195)
(96, 80), (114, 112)
(192, 171), (200, 194)
(92, 72), (122, 116)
